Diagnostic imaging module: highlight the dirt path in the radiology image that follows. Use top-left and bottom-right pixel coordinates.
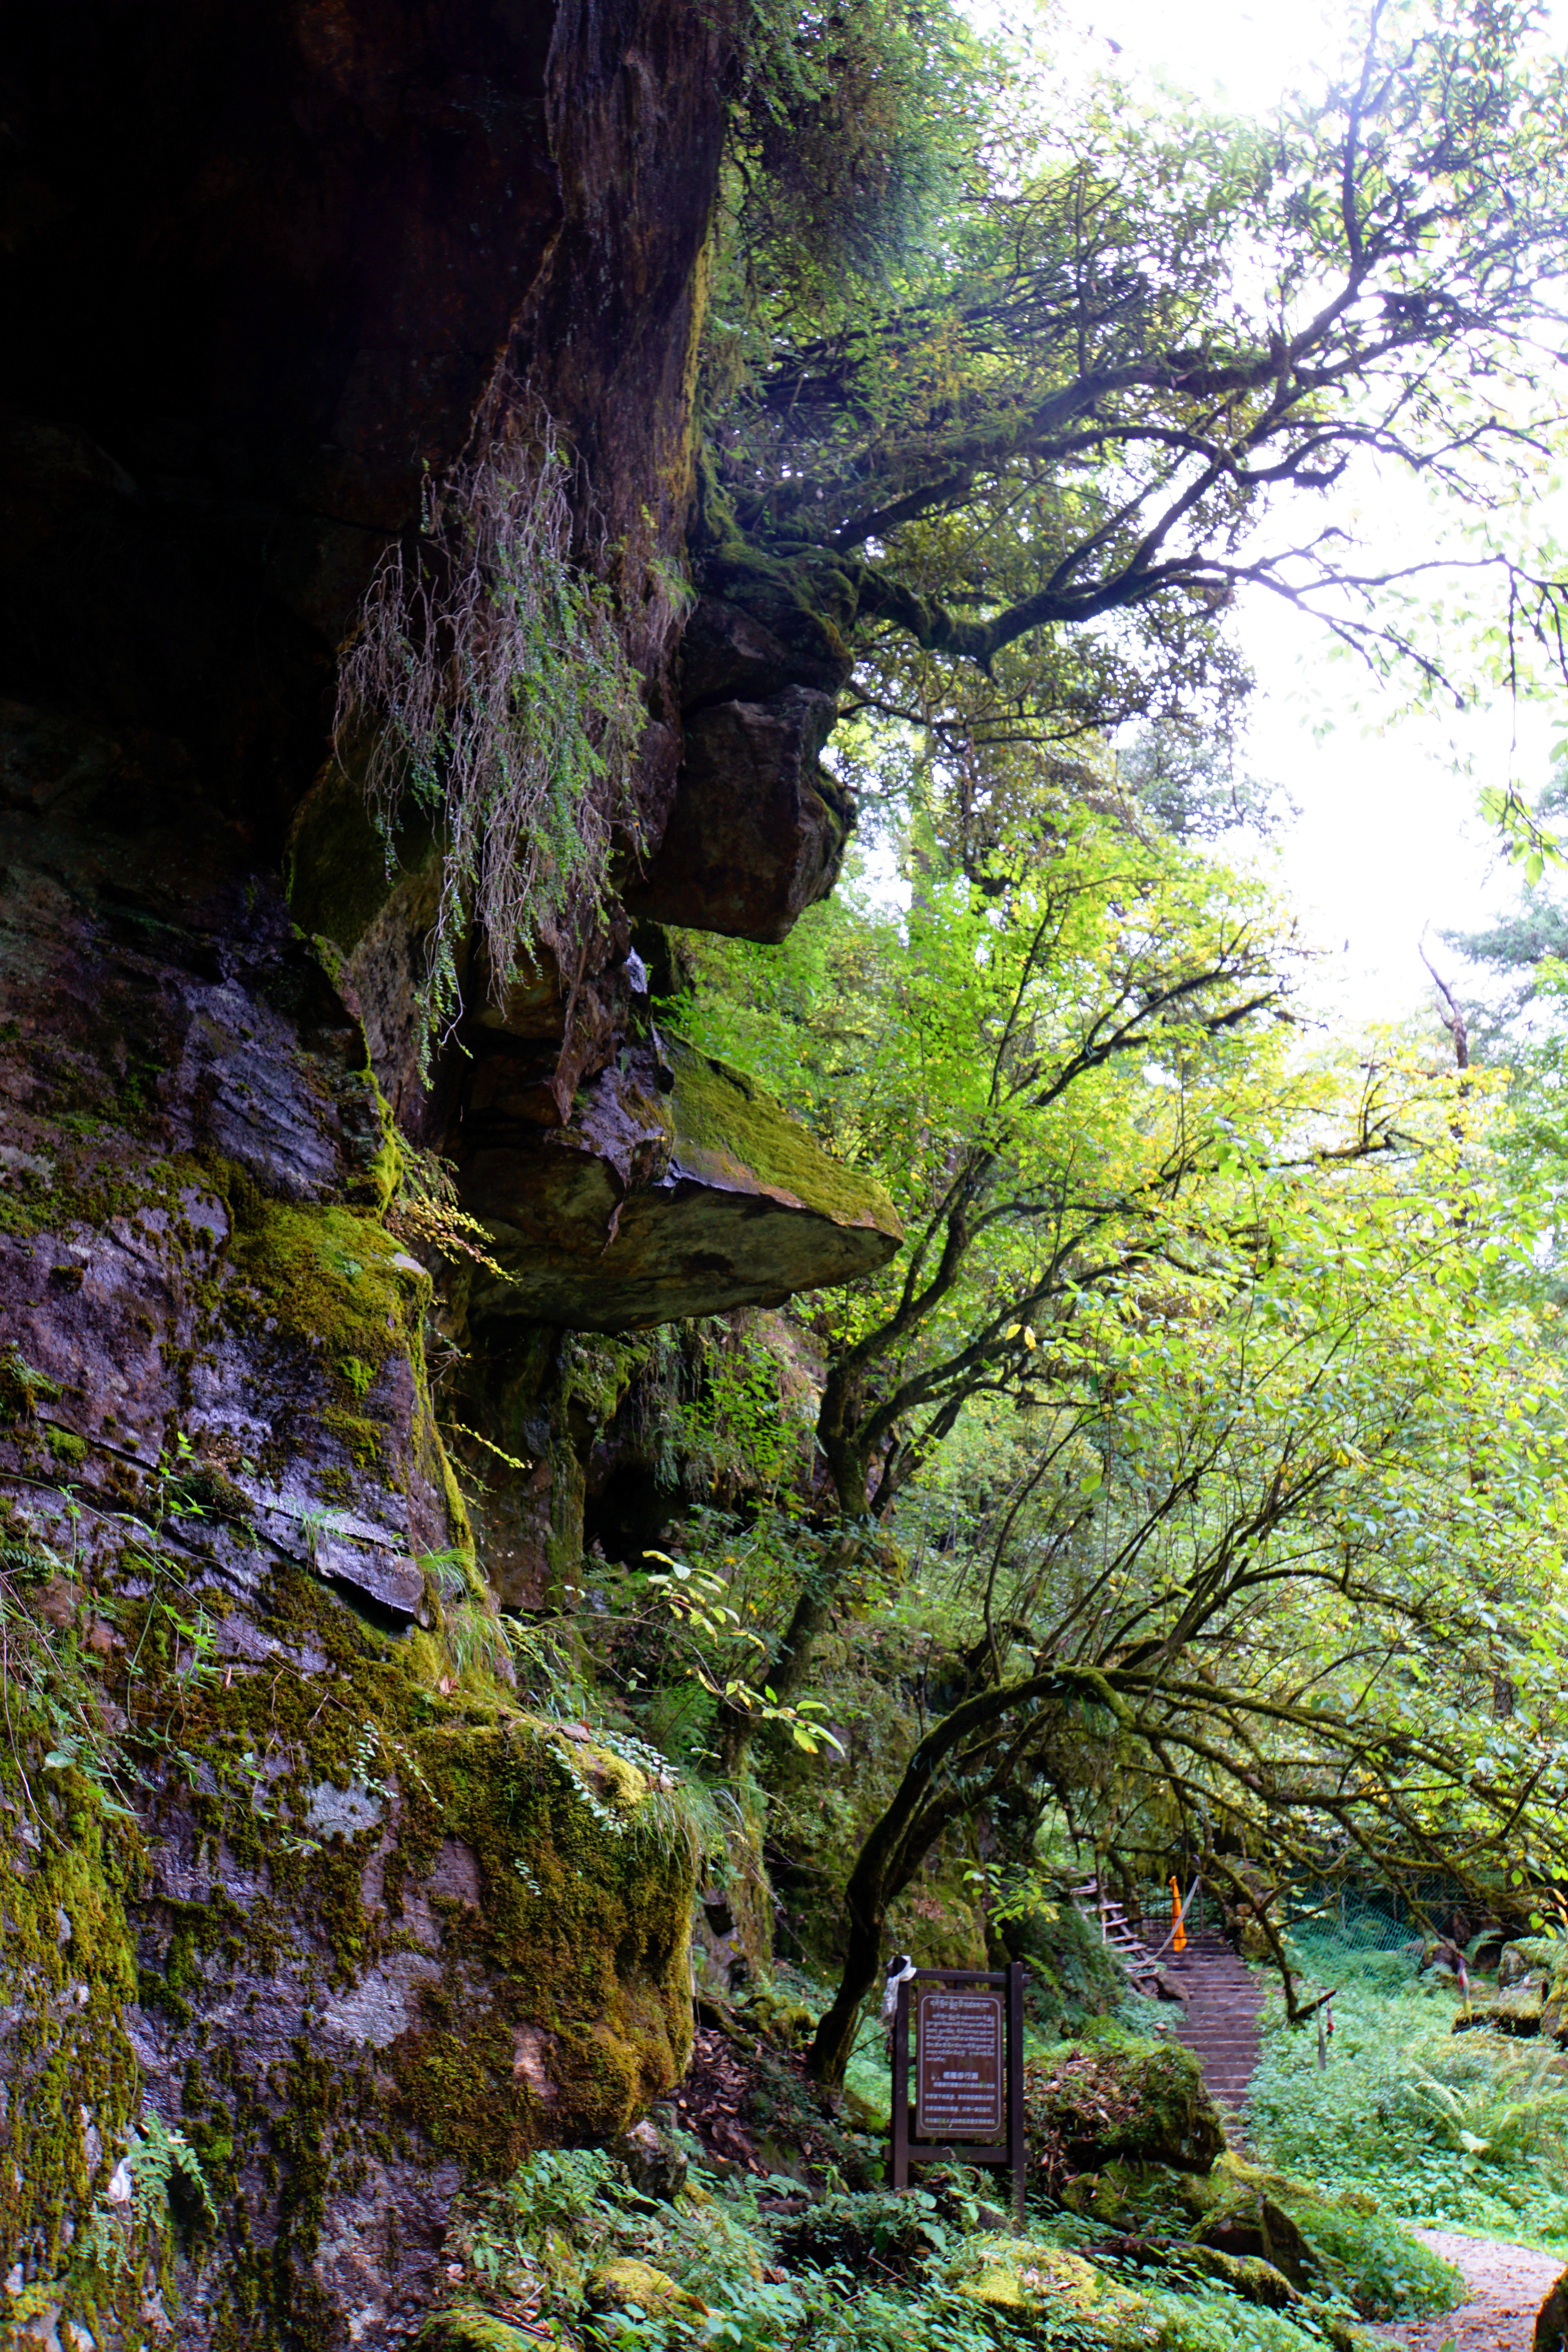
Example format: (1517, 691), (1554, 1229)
(1390, 2227), (1562, 2352)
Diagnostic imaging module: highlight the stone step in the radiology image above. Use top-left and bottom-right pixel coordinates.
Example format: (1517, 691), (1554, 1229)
(1164, 1926), (1265, 2128)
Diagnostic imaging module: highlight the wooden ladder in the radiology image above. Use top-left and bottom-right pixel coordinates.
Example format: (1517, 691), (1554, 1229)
(1069, 1878), (1161, 1991)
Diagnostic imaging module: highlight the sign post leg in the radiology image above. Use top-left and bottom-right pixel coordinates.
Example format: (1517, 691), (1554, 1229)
(1008, 1959), (1026, 2233)
(891, 1981), (911, 2190)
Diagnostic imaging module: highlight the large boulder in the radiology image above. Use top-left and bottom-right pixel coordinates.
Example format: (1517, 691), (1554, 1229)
(1538, 2265), (1568, 2352)
(625, 688), (853, 943)
(1025, 2041), (1227, 2185)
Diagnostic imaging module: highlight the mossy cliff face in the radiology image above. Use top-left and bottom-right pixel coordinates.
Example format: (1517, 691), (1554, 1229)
(0, 695), (699, 2345)
(124, 1577), (697, 2347)
(0, 1557), (697, 2347)
(0, 0), (893, 2343)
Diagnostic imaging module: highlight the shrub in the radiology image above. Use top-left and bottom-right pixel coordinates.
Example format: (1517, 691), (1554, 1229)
(773, 2187), (947, 2280)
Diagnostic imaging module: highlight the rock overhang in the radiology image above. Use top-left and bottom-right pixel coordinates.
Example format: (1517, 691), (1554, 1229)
(460, 1036), (902, 1329)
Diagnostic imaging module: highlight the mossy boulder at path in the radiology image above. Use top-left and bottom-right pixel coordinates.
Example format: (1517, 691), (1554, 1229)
(459, 1036), (902, 1328)
(951, 2236), (1171, 2337)
(586, 2257), (703, 2317)
(1026, 2040), (1227, 2185)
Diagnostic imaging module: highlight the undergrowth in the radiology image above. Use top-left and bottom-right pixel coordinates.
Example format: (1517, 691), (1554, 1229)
(1247, 1935), (1568, 2249)
(429, 2125), (1460, 2352)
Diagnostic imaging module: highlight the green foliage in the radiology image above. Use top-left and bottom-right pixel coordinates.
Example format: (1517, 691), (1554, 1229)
(716, 0), (982, 312)
(74, 2109), (218, 2278)
(772, 2186), (949, 2278)
(336, 404), (644, 1071)
(1116, 722), (1295, 847)
(642, 1548), (843, 1757)
(996, 1893), (1127, 2035)
(702, 0), (1568, 802)
(1248, 1935), (1568, 2247)
(665, 755), (1568, 2084)
(437, 2125), (1461, 2352)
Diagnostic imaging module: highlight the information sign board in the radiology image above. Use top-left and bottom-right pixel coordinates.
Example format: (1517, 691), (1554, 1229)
(888, 1961), (1027, 2226)
(915, 1987), (1004, 2140)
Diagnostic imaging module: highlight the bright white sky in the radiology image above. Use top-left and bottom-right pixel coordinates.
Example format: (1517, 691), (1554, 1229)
(1036, 0), (1568, 1027)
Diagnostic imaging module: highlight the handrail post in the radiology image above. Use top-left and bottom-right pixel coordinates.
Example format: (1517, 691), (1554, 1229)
(890, 1978), (911, 2189)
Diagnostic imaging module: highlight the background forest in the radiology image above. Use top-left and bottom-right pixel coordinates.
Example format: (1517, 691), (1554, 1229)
(502, 0), (1568, 2053)
(9, 0), (1568, 2345)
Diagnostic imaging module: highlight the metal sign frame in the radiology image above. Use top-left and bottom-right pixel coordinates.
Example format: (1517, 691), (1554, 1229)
(889, 1962), (1027, 2222)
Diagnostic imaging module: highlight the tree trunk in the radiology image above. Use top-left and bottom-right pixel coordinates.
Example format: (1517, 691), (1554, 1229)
(807, 1905), (887, 2087)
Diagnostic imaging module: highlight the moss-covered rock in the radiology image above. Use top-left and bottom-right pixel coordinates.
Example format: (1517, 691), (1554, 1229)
(586, 2256), (702, 2316)
(116, 1568), (700, 2343)
(0, 1766), (142, 2285)
(1026, 2040), (1227, 2184)
(1184, 2245), (1301, 2306)
(1470, 1982), (1546, 2035)
(950, 2235), (1152, 2334)
(422, 2315), (551, 2352)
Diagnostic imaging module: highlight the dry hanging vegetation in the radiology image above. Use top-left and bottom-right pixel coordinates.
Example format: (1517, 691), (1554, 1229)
(335, 404), (648, 1069)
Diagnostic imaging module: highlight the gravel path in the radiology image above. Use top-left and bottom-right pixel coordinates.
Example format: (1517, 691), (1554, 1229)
(1390, 2227), (1563, 2352)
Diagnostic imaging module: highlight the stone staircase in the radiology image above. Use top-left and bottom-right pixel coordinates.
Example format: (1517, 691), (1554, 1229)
(1161, 1931), (1264, 2125)
(1068, 1881), (1265, 2127)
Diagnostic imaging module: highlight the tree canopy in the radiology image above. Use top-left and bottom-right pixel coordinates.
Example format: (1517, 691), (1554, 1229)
(666, 808), (1568, 2078)
(704, 0), (1568, 752)
(589, 0), (1568, 2093)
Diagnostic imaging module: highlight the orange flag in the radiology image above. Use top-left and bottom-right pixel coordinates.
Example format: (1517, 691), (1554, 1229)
(1170, 1875), (1187, 1951)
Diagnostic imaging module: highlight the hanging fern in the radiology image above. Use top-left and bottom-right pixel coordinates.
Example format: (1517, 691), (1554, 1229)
(335, 405), (647, 1074)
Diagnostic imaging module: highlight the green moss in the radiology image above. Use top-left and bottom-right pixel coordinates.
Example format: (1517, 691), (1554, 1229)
(284, 761), (441, 958)
(951, 2236), (1147, 2329)
(387, 1714), (697, 2171)
(666, 1036), (900, 1236)
(1075, 2152), (1466, 2325)
(354, 1075), (406, 1216)
(78, 1560), (699, 2332)
(691, 482), (858, 675)
(223, 1191), (409, 1370)
(0, 1345), (62, 1419)
(0, 1754), (143, 2279)
(44, 1425), (88, 1465)
(321, 1406), (382, 1466)
(586, 2258), (694, 2315)
(1027, 2040), (1227, 2178)
(423, 2312), (555, 2352)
